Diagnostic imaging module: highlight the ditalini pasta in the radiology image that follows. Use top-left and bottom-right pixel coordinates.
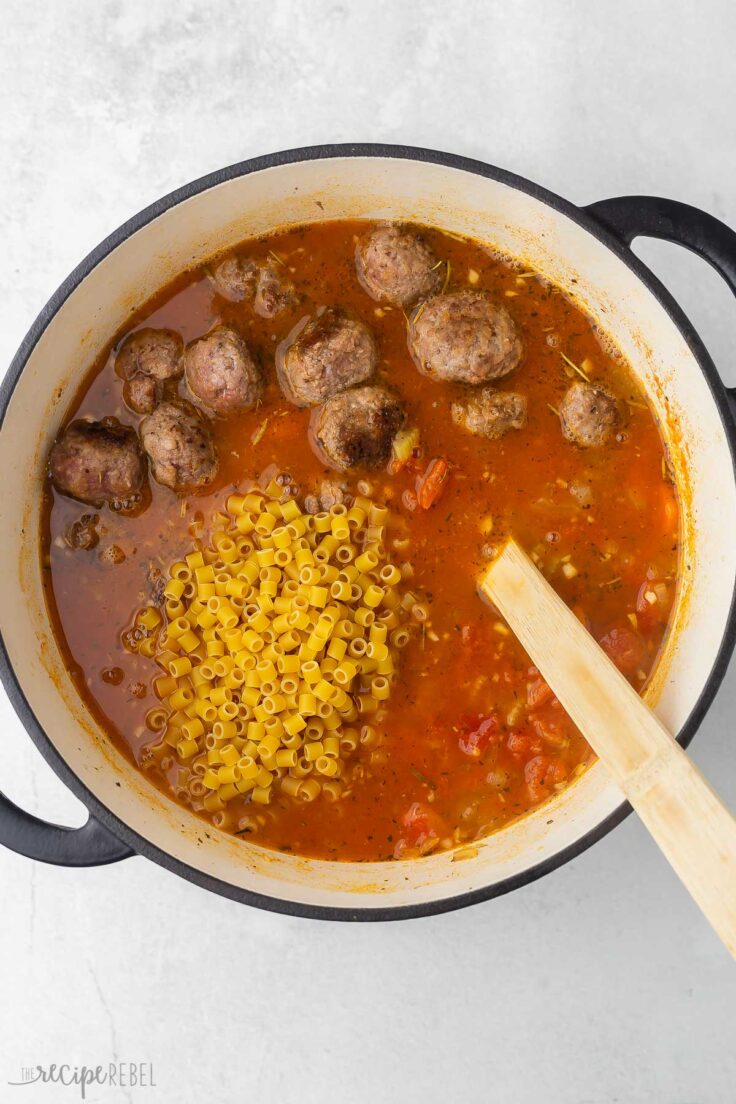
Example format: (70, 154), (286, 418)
(125, 479), (419, 810)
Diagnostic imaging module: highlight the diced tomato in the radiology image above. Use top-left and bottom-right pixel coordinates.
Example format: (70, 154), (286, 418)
(525, 755), (568, 803)
(635, 580), (668, 629)
(599, 625), (645, 674)
(636, 582), (651, 615)
(530, 703), (571, 748)
(393, 802), (448, 859)
(527, 677), (555, 711)
(416, 457), (450, 509)
(506, 726), (541, 757)
(457, 712), (501, 757)
(401, 802), (429, 831)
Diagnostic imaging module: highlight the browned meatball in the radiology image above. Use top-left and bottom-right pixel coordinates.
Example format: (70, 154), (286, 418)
(408, 290), (523, 383)
(123, 375), (161, 415)
(140, 401), (218, 490)
(559, 381), (621, 448)
(311, 385), (405, 471)
(66, 513), (100, 550)
(184, 327), (262, 415)
(277, 309), (377, 407)
(304, 479), (349, 514)
(254, 265), (297, 318)
(49, 419), (145, 506)
(356, 224), (441, 307)
(210, 254), (259, 302)
(451, 389), (527, 439)
(115, 328), (183, 382)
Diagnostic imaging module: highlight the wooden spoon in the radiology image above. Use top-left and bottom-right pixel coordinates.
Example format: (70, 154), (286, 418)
(480, 538), (736, 958)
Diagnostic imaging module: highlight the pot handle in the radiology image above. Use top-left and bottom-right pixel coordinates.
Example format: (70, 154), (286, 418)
(584, 195), (736, 417)
(0, 791), (133, 866)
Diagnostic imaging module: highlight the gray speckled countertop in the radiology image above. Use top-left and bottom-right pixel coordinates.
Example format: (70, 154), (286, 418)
(1, 2), (735, 1101)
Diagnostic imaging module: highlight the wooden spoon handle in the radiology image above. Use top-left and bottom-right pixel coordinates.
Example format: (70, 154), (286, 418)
(481, 539), (736, 958)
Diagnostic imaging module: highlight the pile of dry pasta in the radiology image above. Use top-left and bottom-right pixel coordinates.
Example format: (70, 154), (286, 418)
(127, 477), (420, 823)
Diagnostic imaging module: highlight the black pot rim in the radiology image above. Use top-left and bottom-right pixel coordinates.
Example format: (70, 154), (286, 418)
(1, 142), (735, 921)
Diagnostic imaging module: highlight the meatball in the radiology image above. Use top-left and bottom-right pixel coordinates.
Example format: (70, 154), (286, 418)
(66, 513), (100, 550)
(184, 327), (262, 415)
(210, 254), (297, 316)
(559, 381), (621, 448)
(254, 265), (297, 319)
(115, 328), (183, 382)
(408, 290), (523, 383)
(277, 308), (377, 407)
(140, 401), (218, 490)
(210, 254), (259, 302)
(49, 419), (145, 507)
(123, 375), (161, 415)
(317, 479), (348, 510)
(311, 385), (405, 471)
(356, 224), (441, 307)
(451, 389), (527, 439)
(304, 479), (349, 514)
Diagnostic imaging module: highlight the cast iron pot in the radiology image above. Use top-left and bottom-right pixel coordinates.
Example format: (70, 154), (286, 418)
(1, 145), (735, 920)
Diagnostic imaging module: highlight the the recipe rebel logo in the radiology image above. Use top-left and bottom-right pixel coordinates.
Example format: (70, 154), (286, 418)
(8, 1062), (156, 1098)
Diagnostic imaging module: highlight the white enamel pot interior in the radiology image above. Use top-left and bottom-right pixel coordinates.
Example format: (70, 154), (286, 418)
(1, 147), (735, 919)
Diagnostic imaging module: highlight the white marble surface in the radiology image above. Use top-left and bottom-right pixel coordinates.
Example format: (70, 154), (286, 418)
(2, 2), (735, 1101)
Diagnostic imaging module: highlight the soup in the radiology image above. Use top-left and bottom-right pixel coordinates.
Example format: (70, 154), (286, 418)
(42, 220), (679, 861)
